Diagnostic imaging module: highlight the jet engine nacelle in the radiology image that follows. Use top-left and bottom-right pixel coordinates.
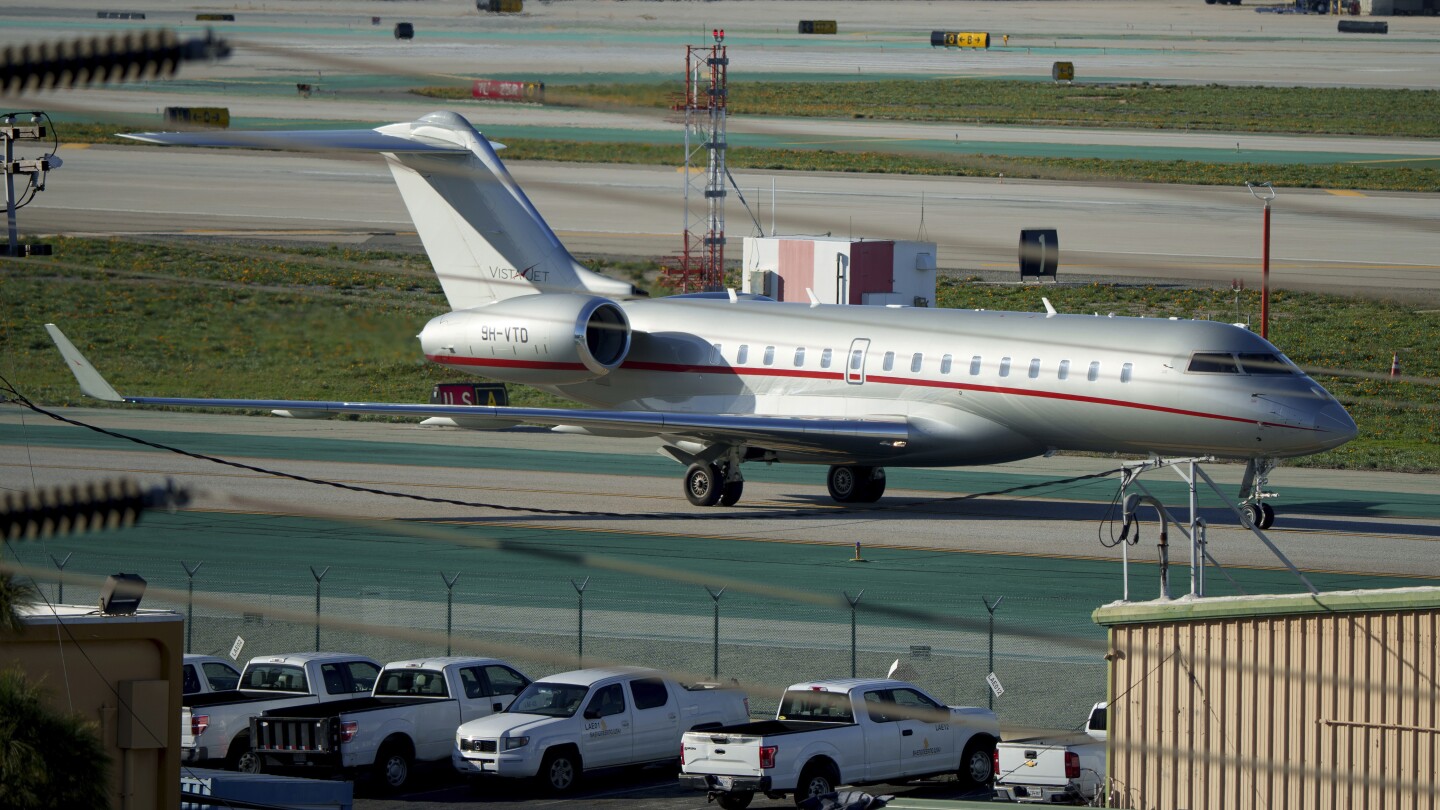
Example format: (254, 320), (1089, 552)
(419, 293), (631, 385)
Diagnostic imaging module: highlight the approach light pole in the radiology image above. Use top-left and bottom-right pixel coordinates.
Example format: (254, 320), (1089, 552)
(1246, 181), (1276, 340)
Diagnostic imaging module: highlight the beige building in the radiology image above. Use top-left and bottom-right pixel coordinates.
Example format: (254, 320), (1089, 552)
(5, 603), (184, 810)
(1094, 587), (1440, 810)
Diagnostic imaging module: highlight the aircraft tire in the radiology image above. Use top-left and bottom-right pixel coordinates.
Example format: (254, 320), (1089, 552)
(858, 468), (886, 502)
(720, 479), (745, 506)
(685, 463), (724, 507)
(827, 465), (869, 503)
(1259, 502), (1275, 530)
(1241, 502), (1263, 528)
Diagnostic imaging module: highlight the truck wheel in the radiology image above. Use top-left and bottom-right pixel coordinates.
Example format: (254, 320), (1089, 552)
(539, 748), (581, 793)
(957, 737), (996, 791)
(717, 792), (754, 810)
(794, 761), (838, 806)
(375, 741), (413, 793)
(226, 738), (261, 774)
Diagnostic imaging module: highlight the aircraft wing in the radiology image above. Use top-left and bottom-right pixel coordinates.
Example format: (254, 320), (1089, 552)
(46, 325), (908, 457)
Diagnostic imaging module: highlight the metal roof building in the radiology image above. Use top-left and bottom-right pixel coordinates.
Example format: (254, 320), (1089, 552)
(1093, 587), (1440, 810)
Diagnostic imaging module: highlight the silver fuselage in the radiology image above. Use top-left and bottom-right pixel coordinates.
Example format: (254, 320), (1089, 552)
(426, 297), (1355, 467)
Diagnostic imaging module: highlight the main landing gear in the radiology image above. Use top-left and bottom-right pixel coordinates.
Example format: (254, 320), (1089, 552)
(826, 465), (886, 503)
(683, 462), (744, 507)
(669, 445), (888, 508)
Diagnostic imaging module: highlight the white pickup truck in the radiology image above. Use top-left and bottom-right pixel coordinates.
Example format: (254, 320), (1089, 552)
(680, 678), (1001, 809)
(248, 657), (530, 792)
(453, 666), (750, 793)
(994, 702), (1107, 805)
(182, 655), (241, 696)
(181, 652), (381, 770)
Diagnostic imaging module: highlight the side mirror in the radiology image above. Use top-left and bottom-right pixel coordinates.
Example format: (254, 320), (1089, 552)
(493, 702), (503, 712)
(583, 709), (600, 720)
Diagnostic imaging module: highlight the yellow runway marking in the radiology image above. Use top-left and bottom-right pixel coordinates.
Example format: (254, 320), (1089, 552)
(779, 136), (930, 147)
(62, 143), (92, 150)
(1348, 156), (1440, 165)
(1324, 189), (1367, 197)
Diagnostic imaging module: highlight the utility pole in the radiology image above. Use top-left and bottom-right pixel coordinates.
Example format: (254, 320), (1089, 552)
(1246, 181), (1276, 340)
(2, 112), (55, 258)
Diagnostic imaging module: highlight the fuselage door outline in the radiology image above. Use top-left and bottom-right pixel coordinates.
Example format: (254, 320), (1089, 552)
(846, 338), (871, 385)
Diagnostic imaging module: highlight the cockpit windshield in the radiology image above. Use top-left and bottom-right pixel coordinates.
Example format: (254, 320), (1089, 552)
(1188, 352), (1293, 375)
(1187, 353), (1239, 374)
(1236, 353), (1294, 374)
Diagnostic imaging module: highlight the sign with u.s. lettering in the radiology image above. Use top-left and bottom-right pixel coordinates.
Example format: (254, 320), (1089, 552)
(431, 382), (509, 407)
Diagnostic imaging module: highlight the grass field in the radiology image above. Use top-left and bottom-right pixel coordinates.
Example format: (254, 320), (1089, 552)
(510, 80), (1440, 139)
(2, 238), (1435, 473)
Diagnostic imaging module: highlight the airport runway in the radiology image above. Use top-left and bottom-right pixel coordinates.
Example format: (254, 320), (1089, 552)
(26, 143), (1440, 295)
(6, 0), (1440, 89)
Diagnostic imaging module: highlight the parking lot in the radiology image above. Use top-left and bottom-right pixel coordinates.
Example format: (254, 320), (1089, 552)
(354, 765), (995, 810)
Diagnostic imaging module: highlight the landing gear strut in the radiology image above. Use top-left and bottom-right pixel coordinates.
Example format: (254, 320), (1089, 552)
(826, 465), (886, 504)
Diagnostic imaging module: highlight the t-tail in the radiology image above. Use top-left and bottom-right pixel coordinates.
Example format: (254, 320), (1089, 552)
(123, 111), (638, 308)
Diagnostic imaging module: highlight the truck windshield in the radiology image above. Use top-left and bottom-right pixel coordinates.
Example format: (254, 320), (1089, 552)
(777, 690), (854, 723)
(507, 682), (590, 718)
(241, 664), (308, 693)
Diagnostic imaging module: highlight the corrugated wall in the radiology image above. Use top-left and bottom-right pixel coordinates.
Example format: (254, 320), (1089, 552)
(1102, 598), (1438, 810)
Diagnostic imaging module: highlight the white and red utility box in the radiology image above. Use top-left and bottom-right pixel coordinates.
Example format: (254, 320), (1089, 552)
(741, 236), (936, 307)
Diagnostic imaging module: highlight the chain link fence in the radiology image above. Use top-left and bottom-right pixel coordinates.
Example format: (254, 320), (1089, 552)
(11, 547), (1107, 728)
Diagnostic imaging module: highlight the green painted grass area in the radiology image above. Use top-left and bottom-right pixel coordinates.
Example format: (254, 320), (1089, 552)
(2, 237), (1436, 473)
(10, 512), (1432, 629)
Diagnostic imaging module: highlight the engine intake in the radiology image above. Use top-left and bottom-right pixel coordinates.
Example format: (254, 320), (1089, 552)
(420, 294), (631, 385)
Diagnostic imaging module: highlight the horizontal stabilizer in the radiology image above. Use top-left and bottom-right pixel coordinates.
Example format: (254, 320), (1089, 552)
(119, 128), (489, 152)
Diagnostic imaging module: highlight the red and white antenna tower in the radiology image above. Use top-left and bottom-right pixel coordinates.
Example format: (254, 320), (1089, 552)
(667, 29), (728, 292)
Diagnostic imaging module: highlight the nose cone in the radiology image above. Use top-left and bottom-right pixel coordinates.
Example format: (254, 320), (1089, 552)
(1314, 401), (1358, 451)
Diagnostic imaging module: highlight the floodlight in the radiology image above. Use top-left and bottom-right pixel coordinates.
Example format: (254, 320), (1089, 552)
(99, 573), (146, 615)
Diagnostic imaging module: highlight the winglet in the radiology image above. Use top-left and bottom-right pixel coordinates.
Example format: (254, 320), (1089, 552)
(44, 325), (124, 402)
(1042, 297), (1057, 318)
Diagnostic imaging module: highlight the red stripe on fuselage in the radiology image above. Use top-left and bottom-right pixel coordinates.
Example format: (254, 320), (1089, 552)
(425, 355), (1315, 432)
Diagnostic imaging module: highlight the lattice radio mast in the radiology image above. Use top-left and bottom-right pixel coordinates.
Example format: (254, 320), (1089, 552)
(666, 29), (728, 293)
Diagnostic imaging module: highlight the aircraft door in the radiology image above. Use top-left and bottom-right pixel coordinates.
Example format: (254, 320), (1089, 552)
(846, 339), (870, 385)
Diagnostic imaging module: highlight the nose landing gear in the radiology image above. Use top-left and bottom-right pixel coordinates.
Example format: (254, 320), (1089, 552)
(1239, 458), (1278, 529)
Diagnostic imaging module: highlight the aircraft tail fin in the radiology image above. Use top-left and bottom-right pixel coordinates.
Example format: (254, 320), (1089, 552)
(124, 111), (639, 308)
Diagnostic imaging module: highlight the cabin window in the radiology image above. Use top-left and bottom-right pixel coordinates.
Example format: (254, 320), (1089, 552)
(883, 352), (895, 371)
(1121, 362), (1133, 383)
(850, 349), (863, 370)
(1087, 361), (1100, 381)
(970, 356), (982, 375)
(737, 345), (749, 364)
(911, 353), (923, 373)
(763, 346), (775, 366)
(1058, 360), (1070, 380)
(1237, 353), (1293, 375)
(711, 344), (722, 365)
(1187, 352), (1239, 374)
(940, 354), (953, 374)
(999, 357), (1012, 378)
(794, 348), (806, 367)
(1028, 359), (1041, 379)
(821, 348), (833, 369)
